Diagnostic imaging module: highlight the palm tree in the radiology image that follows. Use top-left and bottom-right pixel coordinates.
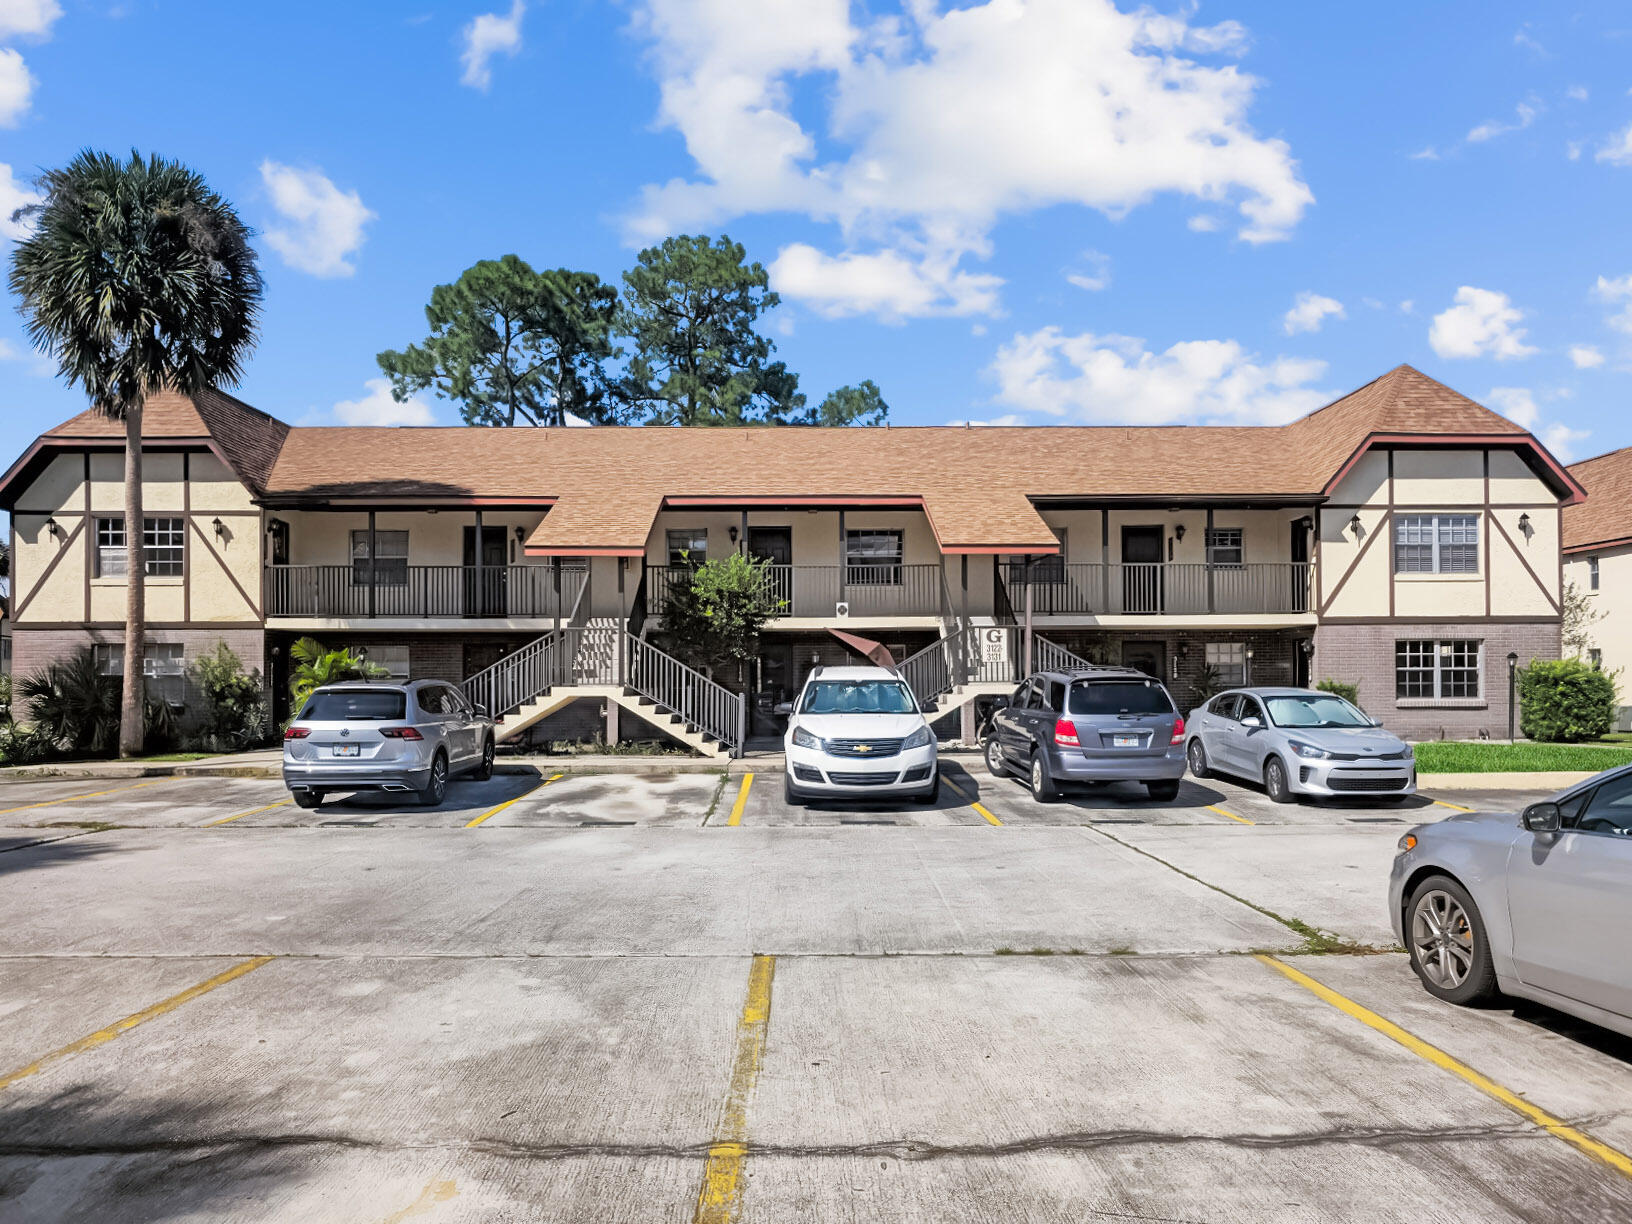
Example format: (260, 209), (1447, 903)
(8, 150), (261, 756)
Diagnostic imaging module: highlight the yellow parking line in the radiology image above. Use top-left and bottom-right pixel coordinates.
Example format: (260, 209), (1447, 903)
(465, 773), (561, 828)
(694, 955), (776, 1223)
(206, 798), (292, 827)
(0, 955), (275, 1093)
(727, 774), (753, 826)
(1206, 803), (1255, 826)
(941, 774), (1002, 826)
(0, 778), (166, 817)
(1257, 954), (1632, 1181)
(1431, 798), (1474, 812)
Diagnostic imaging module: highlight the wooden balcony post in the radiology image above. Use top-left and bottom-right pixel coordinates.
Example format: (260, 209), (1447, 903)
(473, 508), (484, 619)
(1205, 507), (1215, 614)
(367, 511), (376, 619)
(1023, 556), (1034, 676)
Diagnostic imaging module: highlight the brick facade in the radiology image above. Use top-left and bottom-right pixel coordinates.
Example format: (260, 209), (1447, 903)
(1040, 628), (1310, 713)
(1313, 620), (1561, 740)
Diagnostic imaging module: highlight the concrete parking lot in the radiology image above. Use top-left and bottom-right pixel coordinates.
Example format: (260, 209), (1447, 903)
(1, 765), (1626, 1222)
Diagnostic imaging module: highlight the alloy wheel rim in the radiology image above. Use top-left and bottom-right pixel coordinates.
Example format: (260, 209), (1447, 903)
(1412, 890), (1474, 988)
(1032, 759), (1044, 791)
(1268, 761), (1283, 793)
(1189, 742), (1203, 771)
(433, 758), (447, 797)
(987, 741), (1002, 770)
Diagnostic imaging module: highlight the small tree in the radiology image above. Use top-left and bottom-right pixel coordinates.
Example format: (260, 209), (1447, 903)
(660, 553), (786, 691)
(191, 642), (269, 751)
(1518, 658), (1617, 743)
(806, 380), (890, 426)
(288, 638), (387, 712)
(1561, 579), (1604, 658)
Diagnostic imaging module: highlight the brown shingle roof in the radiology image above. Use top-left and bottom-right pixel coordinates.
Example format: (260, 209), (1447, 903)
(1565, 446), (1632, 552)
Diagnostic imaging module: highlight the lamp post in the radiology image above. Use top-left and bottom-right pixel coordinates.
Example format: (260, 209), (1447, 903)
(1506, 651), (1519, 742)
(1244, 643), (1254, 687)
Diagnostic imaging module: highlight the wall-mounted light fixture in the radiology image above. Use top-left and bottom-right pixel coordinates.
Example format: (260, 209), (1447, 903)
(514, 525), (526, 544)
(728, 525), (739, 544)
(1173, 523), (1186, 542)
(43, 516), (60, 539)
(1348, 514), (1363, 539)
(1518, 512), (1533, 539)
(211, 516), (226, 542)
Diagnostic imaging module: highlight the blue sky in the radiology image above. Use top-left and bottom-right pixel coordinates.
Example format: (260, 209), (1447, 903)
(2, 0), (1631, 467)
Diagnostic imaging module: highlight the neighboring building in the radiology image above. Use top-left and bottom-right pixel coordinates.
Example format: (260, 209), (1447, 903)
(1563, 445), (1632, 728)
(0, 365), (1580, 753)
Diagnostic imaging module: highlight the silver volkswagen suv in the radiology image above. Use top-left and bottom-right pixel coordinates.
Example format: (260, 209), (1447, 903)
(282, 680), (496, 809)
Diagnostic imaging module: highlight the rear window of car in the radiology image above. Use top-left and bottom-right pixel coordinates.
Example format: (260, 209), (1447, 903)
(1067, 680), (1175, 716)
(298, 689), (406, 721)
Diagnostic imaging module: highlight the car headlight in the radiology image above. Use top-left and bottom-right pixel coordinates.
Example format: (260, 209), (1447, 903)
(1288, 739), (1328, 760)
(791, 726), (824, 752)
(901, 725), (934, 751)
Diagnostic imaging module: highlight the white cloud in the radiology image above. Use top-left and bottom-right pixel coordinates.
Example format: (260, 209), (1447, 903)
(768, 242), (1001, 320)
(0, 338), (18, 360)
(460, 0), (525, 90)
(1542, 422), (1590, 461)
(0, 47), (34, 126)
(1566, 85), (1588, 103)
(0, 160), (40, 239)
(1065, 249), (1111, 293)
(1282, 291), (1344, 335)
(332, 378), (435, 427)
(1596, 123), (1632, 166)
(627, 0), (1312, 319)
(1570, 344), (1605, 369)
(259, 161), (375, 277)
(0, 0), (61, 39)
(1428, 287), (1537, 360)
(1186, 214), (1221, 232)
(1592, 274), (1632, 334)
(988, 329), (1330, 426)
(1567, 140), (1583, 161)
(1399, 299), (1415, 314)
(1467, 100), (1537, 144)
(1485, 386), (1538, 428)
(1408, 146), (1440, 161)
(948, 413), (1027, 426)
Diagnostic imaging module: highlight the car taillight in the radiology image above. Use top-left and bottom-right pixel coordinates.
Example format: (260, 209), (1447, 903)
(1170, 716), (1185, 745)
(380, 727), (424, 740)
(1054, 718), (1080, 746)
(283, 726), (310, 740)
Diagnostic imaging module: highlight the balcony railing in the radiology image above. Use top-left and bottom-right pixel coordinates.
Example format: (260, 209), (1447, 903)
(649, 563), (944, 619)
(1000, 562), (1312, 616)
(265, 563), (588, 619)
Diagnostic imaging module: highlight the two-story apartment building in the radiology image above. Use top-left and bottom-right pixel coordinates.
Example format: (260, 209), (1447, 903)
(0, 365), (1580, 754)
(1562, 445), (1632, 727)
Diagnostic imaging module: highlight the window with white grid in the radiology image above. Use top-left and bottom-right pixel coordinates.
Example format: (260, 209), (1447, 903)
(1205, 641), (1246, 685)
(1396, 639), (1481, 699)
(95, 517), (185, 577)
(1394, 514), (1478, 575)
(1204, 528), (1244, 567)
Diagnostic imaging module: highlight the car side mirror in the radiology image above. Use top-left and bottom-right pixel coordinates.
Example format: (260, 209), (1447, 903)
(773, 702), (793, 716)
(1241, 715), (1262, 728)
(472, 703), (488, 718)
(1522, 802), (1561, 833)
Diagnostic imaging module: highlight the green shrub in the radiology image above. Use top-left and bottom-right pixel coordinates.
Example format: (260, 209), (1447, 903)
(1192, 663), (1227, 706)
(289, 637), (385, 713)
(1316, 678), (1360, 706)
(1519, 658), (1617, 743)
(0, 721), (55, 766)
(19, 647), (120, 755)
(189, 642), (269, 752)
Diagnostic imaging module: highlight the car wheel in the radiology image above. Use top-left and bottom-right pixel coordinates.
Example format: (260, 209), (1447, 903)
(783, 771), (805, 807)
(1264, 756), (1294, 804)
(1145, 780), (1181, 802)
(915, 771), (941, 805)
(1407, 875), (1499, 1006)
(1030, 752), (1061, 803)
(984, 736), (1008, 778)
(418, 752), (449, 808)
(1187, 738), (1210, 779)
(292, 790), (322, 810)
(472, 736), (495, 782)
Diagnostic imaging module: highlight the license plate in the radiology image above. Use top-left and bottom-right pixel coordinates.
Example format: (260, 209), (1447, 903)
(331, 744), (360, 757)
(1113, 734), (1140, 748)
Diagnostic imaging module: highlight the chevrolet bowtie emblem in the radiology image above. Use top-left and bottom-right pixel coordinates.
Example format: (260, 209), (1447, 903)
(855, 744), (873, 753)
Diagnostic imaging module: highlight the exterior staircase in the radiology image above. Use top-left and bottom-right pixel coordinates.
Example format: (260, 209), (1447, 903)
(898, 623), (1094, 740)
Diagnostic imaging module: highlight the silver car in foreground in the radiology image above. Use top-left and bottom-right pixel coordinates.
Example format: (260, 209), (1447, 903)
(282, 680), (495, 809)
(1389, 765), (1632, 1037)
(1185, 687), (1415, 802)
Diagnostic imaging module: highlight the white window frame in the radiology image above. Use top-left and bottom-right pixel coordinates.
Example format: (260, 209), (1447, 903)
(1204, 527), (1244, 568)
(144, 517), (184, 577)
(666, 528), (708, 568)
(353, 644), (411, 682)
(1394, 514), (1479, 575)
(1205, 641), (1246, 686)
(1396, 639), (1481, 700)
(350, 530), (409, 587)
(93, 643), (123, 677)
(143, 643), (185, 706)
(1589, 555), (1600, 592)
(95, 517), (127, 578)
(845, 529), (904, 586)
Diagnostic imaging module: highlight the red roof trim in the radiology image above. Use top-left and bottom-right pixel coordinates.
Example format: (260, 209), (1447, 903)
(662, 495), (924, 508)
(1323, 433), (1587, 504)
(523, 545), (644, 557)
(1564, 537), (1632, 555)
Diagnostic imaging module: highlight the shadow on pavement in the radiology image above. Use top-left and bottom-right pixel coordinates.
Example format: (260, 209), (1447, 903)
(0, 834), (120, 878)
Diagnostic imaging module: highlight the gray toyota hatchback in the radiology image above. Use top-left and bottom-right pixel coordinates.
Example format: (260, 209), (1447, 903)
(983, 667), (1186, 801)
(282, 680), (496, 809)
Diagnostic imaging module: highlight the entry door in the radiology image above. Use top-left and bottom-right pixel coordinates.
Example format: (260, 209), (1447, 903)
(1290, 519), (1310, 612)
(1122, 526), (1164, 612)
(1120, 641), (1166, 682)
(462, 526), (509, 616)
(749, 527), (793, 612)
(753, 641), (795, 737)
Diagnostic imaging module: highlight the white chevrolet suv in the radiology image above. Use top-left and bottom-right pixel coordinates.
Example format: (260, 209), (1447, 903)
(778, 665), (939, 805)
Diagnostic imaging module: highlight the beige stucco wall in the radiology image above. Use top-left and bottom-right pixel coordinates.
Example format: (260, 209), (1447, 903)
(1566, 545), (1632, 681)
(11, 448), (262, 626)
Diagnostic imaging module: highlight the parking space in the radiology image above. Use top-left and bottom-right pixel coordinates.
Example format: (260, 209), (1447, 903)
(484, 770), (725, 828)
(731, 767), (990, 827)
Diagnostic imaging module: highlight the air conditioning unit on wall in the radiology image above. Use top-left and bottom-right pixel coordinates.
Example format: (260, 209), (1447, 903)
(835, 601), (850, 617)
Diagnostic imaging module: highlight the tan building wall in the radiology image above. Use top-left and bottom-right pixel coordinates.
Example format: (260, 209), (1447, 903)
(1565, 546), (1632, 728)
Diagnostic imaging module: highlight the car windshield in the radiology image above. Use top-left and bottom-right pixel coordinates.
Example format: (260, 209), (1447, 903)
(1264, 694), (1372, 729)
(299, 689), (406, 721)
(800, 680), (918, 714)
(1068, 680), (1174, 716)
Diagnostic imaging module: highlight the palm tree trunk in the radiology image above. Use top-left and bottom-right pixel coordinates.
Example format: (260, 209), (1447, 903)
(118, 405), (145, 758)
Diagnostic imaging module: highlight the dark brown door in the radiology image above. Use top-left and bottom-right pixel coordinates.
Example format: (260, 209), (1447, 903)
(463, 526), (508, 616)
(1121, 640), (1167, 680)
(1290, 518), (1310, 612)
(1122, 525), (1164, 612)
(749, 527), (793, 612)
(753, 641), (795, 737)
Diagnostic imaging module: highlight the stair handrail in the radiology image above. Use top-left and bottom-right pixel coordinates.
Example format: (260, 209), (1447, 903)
(623, 630), (745, 756)
(1032, 636), (1096, 675)
(460, 560), (596, 718)
(898, 624), (969, 704)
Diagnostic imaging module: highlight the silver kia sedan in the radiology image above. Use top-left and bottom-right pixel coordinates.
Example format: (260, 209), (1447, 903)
(282, 680), (495, 809)
(1389, 765), (1632, 1038)
(1185, 687), (1415, 802)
